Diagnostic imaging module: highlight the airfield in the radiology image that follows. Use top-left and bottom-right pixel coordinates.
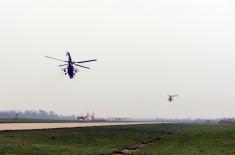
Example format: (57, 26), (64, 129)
(0, 122), (234, 155)
(0, 121), (160, 131)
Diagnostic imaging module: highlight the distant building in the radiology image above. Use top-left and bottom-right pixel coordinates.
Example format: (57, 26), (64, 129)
(77, 116), (88, 121)
(77, 112), (95, 121)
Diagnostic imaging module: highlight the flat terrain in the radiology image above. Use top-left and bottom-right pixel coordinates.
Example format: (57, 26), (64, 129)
(0, 122), (160, 131)
(0, 124), (234, 155)
(0, 124), (182, 155)
(136, 124), (235, 155)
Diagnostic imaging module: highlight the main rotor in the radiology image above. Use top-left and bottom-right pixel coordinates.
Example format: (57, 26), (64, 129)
(45, 52), (97, 79)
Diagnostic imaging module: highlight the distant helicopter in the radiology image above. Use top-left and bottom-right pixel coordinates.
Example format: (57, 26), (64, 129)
(168, 95), (179, 102)
(45, 52), (97, 79)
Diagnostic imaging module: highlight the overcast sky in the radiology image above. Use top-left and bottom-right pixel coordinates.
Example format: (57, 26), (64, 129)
(0, 0), (235, 119)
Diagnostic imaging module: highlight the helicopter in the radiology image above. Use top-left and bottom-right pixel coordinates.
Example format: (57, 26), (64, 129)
(45, 52), (97, 79)
(168, 95), (179, 102)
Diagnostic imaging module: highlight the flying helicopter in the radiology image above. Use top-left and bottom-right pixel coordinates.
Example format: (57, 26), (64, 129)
(168, 95), (179, 102)
(45, 52), (97, 79)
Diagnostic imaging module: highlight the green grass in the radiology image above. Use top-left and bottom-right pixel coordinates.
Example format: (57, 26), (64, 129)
(136, 124), (235, 155)
(1, 124), (234, 155)
(0, 124), (182, 155)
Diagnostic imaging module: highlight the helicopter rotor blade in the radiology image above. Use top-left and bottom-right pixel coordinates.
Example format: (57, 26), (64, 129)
(73, 59), (97, 64)
(74, 64), (90, 69)
(45, 56), (68, 62)
(58, 64), (68, 67)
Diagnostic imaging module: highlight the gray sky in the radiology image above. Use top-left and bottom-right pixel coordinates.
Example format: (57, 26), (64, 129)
(0, 0), (235, 119)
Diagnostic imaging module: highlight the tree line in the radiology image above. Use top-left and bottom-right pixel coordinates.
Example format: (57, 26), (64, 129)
(0, 110), (76, 120)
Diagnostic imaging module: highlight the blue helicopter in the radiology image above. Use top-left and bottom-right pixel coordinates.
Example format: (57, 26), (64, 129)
(45, 52), (97, 79)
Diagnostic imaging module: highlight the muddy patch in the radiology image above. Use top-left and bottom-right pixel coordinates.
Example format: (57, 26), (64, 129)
(113, 132), (179, 155)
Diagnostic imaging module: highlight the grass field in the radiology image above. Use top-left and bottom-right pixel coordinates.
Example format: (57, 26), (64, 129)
(0, 124), (182, 155)
(0, 124), (234, 155)
(136, 124), (235, 155)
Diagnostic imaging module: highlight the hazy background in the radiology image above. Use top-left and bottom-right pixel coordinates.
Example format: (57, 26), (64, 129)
(0, 0), (234, 119)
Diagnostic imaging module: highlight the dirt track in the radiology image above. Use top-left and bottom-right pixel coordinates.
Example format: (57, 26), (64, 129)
(0, 122), (160, 131)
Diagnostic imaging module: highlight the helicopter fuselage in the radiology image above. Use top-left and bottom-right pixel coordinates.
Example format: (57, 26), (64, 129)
(67, 63), (74, 79)
(168, 95), (178, 102)
(168, 96), (173, 102)
(66, 53), (75, 79)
